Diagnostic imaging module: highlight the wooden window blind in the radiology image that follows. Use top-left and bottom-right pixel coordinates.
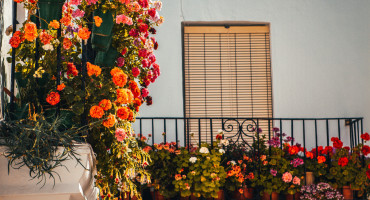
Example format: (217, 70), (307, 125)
(183, 24), (273, 144)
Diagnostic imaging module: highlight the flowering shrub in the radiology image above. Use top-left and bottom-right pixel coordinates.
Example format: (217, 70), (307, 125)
(7, 0), (164, 199)
(300, 183), (343, 200)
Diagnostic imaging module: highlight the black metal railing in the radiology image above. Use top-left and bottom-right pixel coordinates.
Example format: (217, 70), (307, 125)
(133, 117), (364, 150)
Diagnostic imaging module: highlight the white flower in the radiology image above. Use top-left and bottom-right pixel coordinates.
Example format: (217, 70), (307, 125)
(219, 149), (225, 154)
(189, 157), (197, 163)
(218, 129), (224, 134)
(220, 139), (229, 146)
(199, 147), (209, 154)
(42, 44), (54, 51)
(230, 160), (236, 165)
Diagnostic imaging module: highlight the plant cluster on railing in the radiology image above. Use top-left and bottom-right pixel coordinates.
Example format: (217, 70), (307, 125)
(132, 129), (370, 200)
(4, 0), (163, 199)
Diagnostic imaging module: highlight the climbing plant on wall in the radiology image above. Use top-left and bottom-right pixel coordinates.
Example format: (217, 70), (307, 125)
(5, 0), (163, 199)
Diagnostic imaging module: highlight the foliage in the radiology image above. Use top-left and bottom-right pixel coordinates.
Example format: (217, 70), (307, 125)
(7, 0), (164, 199)
(173, 141), (227, 199)
(147, 142), (180, 198)
(0, 104), (88, 187)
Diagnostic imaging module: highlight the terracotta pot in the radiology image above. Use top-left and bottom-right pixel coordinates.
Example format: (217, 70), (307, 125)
(243, 187), (254, 199)
(342, 186), (353, 200)
(285, 193), (301, 200)
(155, 191), (167, 200)
(122, 192), (138, 200)
(304, 172), (315, 185)
(180, 195), (198, 200)
(206, 190), (224, 200)
(262, 192), (279, 200)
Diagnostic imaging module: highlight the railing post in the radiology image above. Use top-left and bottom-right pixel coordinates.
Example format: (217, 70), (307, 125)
(210, 118), (213, 147)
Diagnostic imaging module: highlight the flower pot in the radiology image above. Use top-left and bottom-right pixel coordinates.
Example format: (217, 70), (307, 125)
(92, 9), (114, 52)
(342, 186), (353, 200)
(206, 190), (224, 200)
(94, 45), (119, 67)
(304, 171), (315, 185)
(262, 192), (279, 200)
(243, 187), (254, 199)
(285, 193), (301, 200)
(180, 195), (198, 200)
(37, 0), (65, 29)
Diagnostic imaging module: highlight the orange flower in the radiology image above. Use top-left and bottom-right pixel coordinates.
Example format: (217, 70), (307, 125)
(49, 20), (60, 29)
(46, 92), (60, 105)
(60, 15), (72, 26)
(90, 106), (104, 119)
(127, 109), (134, 121)
(94, 16), (103, 27)
(63, 38), (72, 50)
(238, 188), (243, 194)
(24, 22), (38, 41)
(317, 156), (326, 164)
(134, 98), (142, 106)
(39, 31), (53, 45)
(57, 83), (66, 91)
(78, 27), (91, 40)
(116, 107), (129, 120)
(102, 114), (115, 128)
(112, 72), (128, 87)
(86, 62), (101, 77)
(116, 89), (134, 105)
(129, 81), (141, 98)
(99, 99), (112, 111)
(306, 151), (314, 159)
(9, 31), (23, 48)
(110, 67), (122, 76)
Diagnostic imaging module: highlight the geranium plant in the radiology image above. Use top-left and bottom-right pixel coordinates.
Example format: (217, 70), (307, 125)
(173, 141), (227, 199)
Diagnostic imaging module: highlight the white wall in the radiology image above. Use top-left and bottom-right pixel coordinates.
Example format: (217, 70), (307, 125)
(139, 0), (370, 132)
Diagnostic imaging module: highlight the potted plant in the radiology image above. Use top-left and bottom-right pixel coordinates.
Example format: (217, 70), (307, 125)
(173, 141), (227, 199)
(147, 142), (180, 199)
(326, 137), (367, 200)
(300, 182), (344, 200)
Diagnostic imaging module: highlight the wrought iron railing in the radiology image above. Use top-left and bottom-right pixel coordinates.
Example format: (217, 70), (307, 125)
(133, 117), (364, 150)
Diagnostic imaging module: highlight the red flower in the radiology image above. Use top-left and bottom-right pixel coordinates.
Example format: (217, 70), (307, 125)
(361, 133), (370, 141)
(46, 92), (60, 105)
(362, 145), (370, 156)
(317, 156), (326, 164)
(366, 170), (370, 179)
(338, 157), (349, 167)
(322, 146), (333, 155)
(148, 8), (156, 17)
(288, 146), (300, 155)
(138, 23), (148, 33)
(331, 137), (343, 149)
(67, 62), (78, 77)
(216, 134), (222, 140)
(138, 49), (147, 58)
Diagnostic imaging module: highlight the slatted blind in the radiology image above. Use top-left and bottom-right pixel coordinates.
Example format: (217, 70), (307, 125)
(183, 25), (272, 144)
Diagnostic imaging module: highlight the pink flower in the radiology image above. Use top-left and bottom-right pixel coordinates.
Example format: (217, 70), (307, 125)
(129, 29), (139, 37)
(115, 128), (127, 142)
(116, 14), (133, 25)
(72, 9), (85, 18)
(142, 59), (150, 68)
(117, 57), (125, 67)
(153, 1), (162, 11)
(132, 67), (140, 77)
(270, 169), (277, 176)
(141, 88), (149, 97)
(282, 172), (292, 183)
(148, 54), (156, 64)
(293, 176), (300, 185)
(86, 0), (98, 5)
(70, 0), (81, 5)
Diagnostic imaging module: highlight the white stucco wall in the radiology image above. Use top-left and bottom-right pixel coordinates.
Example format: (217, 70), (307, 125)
(139, 0), (370, 132)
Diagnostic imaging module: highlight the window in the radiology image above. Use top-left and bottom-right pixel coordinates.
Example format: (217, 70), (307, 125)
(183, 22), (272, 143)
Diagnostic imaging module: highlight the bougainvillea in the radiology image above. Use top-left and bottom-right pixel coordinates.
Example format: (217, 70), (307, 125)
(9, 0), (164, 199)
